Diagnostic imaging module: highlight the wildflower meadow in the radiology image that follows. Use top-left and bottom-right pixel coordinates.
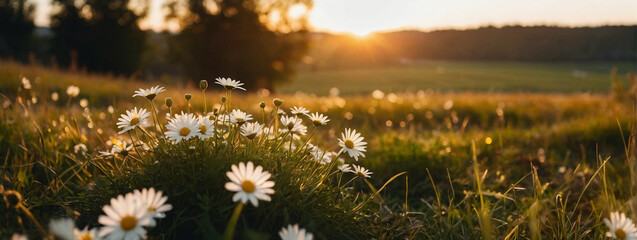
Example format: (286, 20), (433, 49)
(1, 63), (636, 240)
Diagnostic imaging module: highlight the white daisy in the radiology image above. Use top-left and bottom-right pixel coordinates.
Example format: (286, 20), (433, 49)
(308, 112), (329, 127)
(116, 107), (150, 134)
(604, 211), (637, 240)
(67, 85), (80, 97)
(224, 162), (275, 207)
(132, 86), (165, 100)
(290, 106), (310, 117)
(100, 141), (133, 156)
(165, 112), (198, 143)
(215, 77), (246, 91)
(98, 193), (154, 240)
(279, 224), (313, 240)
(352, 164), (373, 178)
(49, 218), (75, 240)
(133, 187), (173, 220)
(338, 128), (367, 161)
(196, 115), (215, 140)
(230, 109), (253, 124)
(280, 115), (307, 136)
(338, 164), (352, 173)
(310, 147), (332, 165)
(74, 227), (99, 240)
(241, 122), (263, 140)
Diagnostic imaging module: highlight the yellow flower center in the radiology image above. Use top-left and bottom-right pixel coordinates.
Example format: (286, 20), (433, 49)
(79, 234), (93, 240)
(344, 140), (355, 149)
(130, 117), (140, 125)
(236, 117), (244, 122)
(199, 124), (207, 134)
(179, 127), (191, 136)
(148, 205), (156, 212)
(119, 215), (137, 231)
(616, 229), (627, 240)
(313, 119), (322, 126)
(357, 171), (366, 177)
(241, 180), (257, 193)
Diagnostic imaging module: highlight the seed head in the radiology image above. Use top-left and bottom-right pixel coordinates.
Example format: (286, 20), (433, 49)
(260, 102), (266, 109)
(165, 98), (173, 108)
(273, 98), (283, 107)
(200, 80), (208, 90)
(185, 94), (192, 100)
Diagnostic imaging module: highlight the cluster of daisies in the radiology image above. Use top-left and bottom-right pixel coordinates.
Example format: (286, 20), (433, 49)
(47, 187), (172, 240)
(96, 78), (374, 238)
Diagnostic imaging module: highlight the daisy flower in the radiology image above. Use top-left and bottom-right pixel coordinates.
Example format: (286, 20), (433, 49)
(338, 128), (367, 161)
(215, 77), (246, 91)
(338, 164), (352, 173)
(74, 227), (99, 240)
(165, 112), (198, 143)
(98, 193), (154, 240)
(116, 107), (150, 134)
(241, 122), (263, 140)
(308, 112), (330, 127)
(604, 211), (637, 240)
(133, 187), (173, 219)
(132, 86), (165, 100)
(279, 224), (313, 240)
(230, 109), (253, 124)
(224, 162), (275, 207)
(290, 106), (310, 117)
(280, 115), (307, 136)
(100, 141), (133, 156)
(21, 77), (31, 90)
(352, 164), (373, 178)
(196, 115), (215, 140)
(310, 147), (332, 165)
(67, 85), (80, 97)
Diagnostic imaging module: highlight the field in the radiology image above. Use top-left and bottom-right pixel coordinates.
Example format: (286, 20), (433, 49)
(284, 61), (636, 95)
(1, 60), (636, 239)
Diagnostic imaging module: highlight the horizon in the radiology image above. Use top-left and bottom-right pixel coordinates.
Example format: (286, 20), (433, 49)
(32, 0), (637, 36)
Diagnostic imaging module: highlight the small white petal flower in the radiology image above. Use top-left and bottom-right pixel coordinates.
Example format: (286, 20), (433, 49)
(67, 85), (80, 97)
(338, 128), (367, 161)
(196, 115), (215, 140)
(279, 224), (313, 240)
(215, 77), (246, 91)
(74, 227), (99, 240)
(604, 211), (637, 240)
(241, 122), (263, 140)
(21, 77), (31, 90)
(308, 112), (330, 127)
(280, 115), (307, 136)
(98, 193), (154, 240)
(338, 164), (352, 173)
(225, 162), (275, 207)
(133, 187), (173, 220)
(165, 112), (198, 143)
(51, 92), (59, 101)
(230, 109), (253, 124)
(116, 107), (150, 134)
(352, 164), (373, 178)
(132, 86), (165, 100)
(309, 147), (332, 165)
(290, 106), (310, 117)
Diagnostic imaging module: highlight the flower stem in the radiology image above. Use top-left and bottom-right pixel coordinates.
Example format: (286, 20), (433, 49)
(202, 90), (207, 114)
(222, 202), (244, 240)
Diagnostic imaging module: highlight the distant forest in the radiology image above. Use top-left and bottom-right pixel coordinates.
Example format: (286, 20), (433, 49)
(307, 25), (637, 69)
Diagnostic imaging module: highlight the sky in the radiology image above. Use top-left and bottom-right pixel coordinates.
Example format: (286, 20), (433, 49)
(33, 0), (637, 35)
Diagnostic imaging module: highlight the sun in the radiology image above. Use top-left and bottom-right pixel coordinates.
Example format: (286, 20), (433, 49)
(350, 29), (372, 38)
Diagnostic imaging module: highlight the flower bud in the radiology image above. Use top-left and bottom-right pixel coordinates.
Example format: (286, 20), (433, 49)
(3, 190), (22, 209)
(221, 96), (227, 103)
(165, 98), (173, 107)
(200, 80), (208, 90)
(185, 94), (192, 100)
(273, 98), (283, 107)
(259, 102), (266, 109)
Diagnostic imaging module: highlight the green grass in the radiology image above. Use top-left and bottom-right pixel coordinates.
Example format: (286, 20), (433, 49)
(282, 61), (636, 95)
(1, 61), (636, 239)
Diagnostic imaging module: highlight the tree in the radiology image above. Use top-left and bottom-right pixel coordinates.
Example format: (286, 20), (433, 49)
(51, 0), (149, 75)
(166, 0), (312, 91)
(0, 0), (35, 62)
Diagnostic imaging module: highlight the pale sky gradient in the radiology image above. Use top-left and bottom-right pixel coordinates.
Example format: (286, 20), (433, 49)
(33, 0), (637, 35)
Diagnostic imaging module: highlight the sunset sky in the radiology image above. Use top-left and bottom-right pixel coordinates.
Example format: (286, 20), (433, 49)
(33, 0), (637, 35)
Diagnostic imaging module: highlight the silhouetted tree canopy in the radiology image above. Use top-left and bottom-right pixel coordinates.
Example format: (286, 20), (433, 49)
(0, 0), (35, 62)
(51, 0), (148, 75)
(166, 0), (312, 91)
